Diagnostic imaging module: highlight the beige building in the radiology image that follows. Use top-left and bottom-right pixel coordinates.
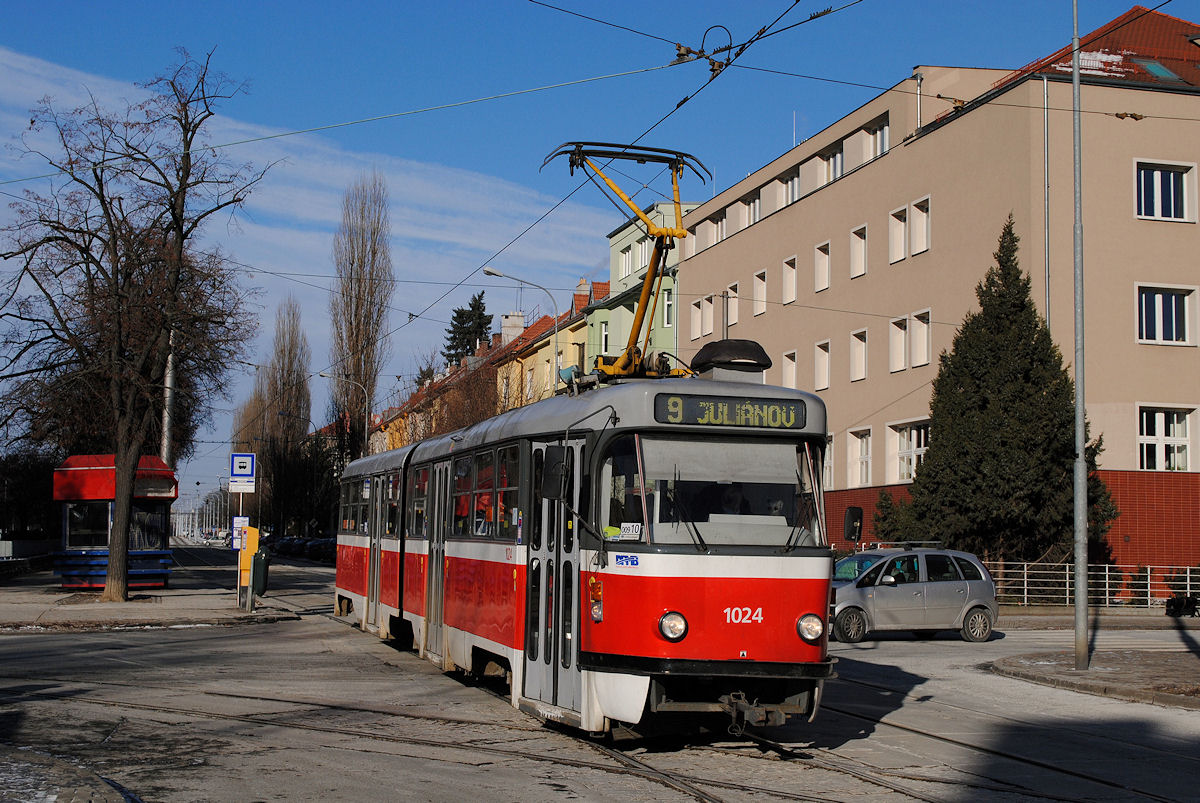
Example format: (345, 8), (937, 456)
(676, 7), (1200, 566)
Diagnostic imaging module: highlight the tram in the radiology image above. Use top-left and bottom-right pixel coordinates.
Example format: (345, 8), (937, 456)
(334, 346), (835, 734)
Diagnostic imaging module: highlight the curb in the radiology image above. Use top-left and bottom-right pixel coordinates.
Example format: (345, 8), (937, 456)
(991, 653), (1200, 711)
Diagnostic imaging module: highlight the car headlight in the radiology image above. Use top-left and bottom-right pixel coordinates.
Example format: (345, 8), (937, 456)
(659, 611), (688, 642)
(797, 613), (824, 642)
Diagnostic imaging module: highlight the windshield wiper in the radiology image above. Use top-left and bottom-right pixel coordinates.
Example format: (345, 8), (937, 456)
(781, 470), (807, 553)
(672, 467), (708, 552)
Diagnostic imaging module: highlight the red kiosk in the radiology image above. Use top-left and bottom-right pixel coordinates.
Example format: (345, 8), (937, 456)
(52, 455), (178, 589)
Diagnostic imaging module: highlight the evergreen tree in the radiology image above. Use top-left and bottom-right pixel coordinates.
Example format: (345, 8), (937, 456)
(906, 216), (1117, 562)
(442, 292), (493, 367)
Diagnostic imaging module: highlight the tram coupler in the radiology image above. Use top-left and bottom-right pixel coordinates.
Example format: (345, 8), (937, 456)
(721, 692), (786, 735)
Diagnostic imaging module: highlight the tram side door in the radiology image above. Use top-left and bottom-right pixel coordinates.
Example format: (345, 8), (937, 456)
(425, 460), (450, 660)
(523, 440), (584, 714)
(367, 476), (384, 630)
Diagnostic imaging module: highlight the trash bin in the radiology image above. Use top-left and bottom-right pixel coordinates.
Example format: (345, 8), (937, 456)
(251, 549), (270, 596)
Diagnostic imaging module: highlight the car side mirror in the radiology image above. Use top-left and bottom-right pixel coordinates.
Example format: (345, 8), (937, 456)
(541, 445), (567, 502)
(880, 575), (896, 586)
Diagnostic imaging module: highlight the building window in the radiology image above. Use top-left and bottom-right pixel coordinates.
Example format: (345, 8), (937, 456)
(1139, 407), (1191, 471)
(783, 257), (796, 305)
(746, 194), (761, 225)
(910, 309), (931, 367)
(620, 246), (632, 279)
(850, 429), (871, 488)
(715, 214), (728, 242)
(815, 340), (830, 391)
(637, 237), (651, 270)
(889, 317), (908, 372)
(786, 171), (801, 204)
(1137, 285), (1192, 344)
(824, 434), (834, 488)
(1136, 162), (1189, 220)
(600, 321), (609, 354)
(850, 226), (867, 278)
(753, 271), (767, 316)
(782, 350), (797, 389)
(894, 421), (930, 481)
(910, 196), (930, 254)
(663, 288), (674, 328)
(702, 294), (714, 336)
(725, 284), (739, 327)
(525, 366), (534, 398)
(822, 147), (843, 185)
(850, 329), (867, 382)
(867, 120), (889, 158)
(690, 300), (702, 340)
(815, 242), (830, 292)
(889, 207), (907, 264)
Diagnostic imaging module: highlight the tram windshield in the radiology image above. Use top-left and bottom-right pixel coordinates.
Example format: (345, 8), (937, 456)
(599, 434), (826, 548)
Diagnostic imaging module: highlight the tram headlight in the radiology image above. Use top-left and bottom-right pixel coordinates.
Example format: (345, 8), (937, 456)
(797, 614), (824, 643)
(658, 611), (688, 642)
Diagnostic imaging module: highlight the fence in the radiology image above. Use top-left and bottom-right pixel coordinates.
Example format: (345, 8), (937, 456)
(986, 562), (1200, 608)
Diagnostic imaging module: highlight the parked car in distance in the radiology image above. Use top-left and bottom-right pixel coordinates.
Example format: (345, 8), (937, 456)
(832, 546), (998, 643)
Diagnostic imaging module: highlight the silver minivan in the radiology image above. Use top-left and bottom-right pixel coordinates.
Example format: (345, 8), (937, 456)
(832, 547), (998, 642)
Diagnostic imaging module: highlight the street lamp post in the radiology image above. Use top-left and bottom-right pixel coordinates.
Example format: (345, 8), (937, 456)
(483, 266), (560, 393)
(319, 371), (371, 458)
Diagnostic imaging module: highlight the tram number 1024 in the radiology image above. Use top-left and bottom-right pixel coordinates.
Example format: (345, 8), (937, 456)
(723, 606), (764, 624)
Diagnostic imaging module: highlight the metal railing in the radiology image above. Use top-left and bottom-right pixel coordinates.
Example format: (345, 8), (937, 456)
(986, 562), (1200, 608)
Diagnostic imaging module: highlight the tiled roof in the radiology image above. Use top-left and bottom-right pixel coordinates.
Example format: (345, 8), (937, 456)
(995, 6), (1200, 90)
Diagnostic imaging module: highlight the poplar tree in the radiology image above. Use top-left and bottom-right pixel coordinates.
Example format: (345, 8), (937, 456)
(907, 216), (1116, 562)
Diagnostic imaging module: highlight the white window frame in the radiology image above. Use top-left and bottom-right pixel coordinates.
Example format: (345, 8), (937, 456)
(824, 433), (834, 489)
(867, 120), (889, 158)
(1135, 159), (1195, 222)
(889, 418), (931, 483)
(690, 299), (702, 341)
(889, 317), (909, 372)
(662, 288), (674, 328)
(815, 242), (831, 292)
(702, 294), (714, 336)
(600, 321), (609, 354)
(850, 225), (867, 278)
(814, 340), (830, 391)
(888, 206), (907, 264)
(849, 428), (872, 488)
(715, 214), (728, 242)
(786, 171), (802, 205)
(1136, 283), (1195, 345)
(910, 309), (931, 367)
(637, 237), (651, 271)
(782, 257), (797, 305)
(782, 350), (797, 389)
(1138, 405), (1193, 471)
(850, 328), (868, 382)
(619, 245), (632, 279)
(725, 284), (739, 327)
(753, 271), (767, 316)
(746, 193), (761, 225)
(822, 147), (843, 185)
(910, 196), (931, 255)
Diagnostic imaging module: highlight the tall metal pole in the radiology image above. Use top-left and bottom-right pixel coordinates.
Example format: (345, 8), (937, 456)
(1071, 0), (1089, 671)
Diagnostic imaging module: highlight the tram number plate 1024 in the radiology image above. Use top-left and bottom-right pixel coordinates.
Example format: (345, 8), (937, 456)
(723, 606), (764, 624)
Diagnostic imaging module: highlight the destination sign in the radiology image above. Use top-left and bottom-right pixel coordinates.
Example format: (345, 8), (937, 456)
(654, 394), (806, 429)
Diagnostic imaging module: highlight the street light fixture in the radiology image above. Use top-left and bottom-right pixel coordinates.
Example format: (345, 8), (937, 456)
(483, 266), (560, 392)
(318, 371), (371, 457)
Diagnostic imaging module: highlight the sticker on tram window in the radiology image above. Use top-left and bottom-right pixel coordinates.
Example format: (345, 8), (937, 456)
(654, 394), (806, 429)
(723, 606), (764, 624)
(615, 554), (639, 567)
(619, 522), (642, 540)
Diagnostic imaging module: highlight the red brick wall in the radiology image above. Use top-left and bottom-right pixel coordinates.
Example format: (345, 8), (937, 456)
(1099, 470), (1200, 568)
(827, 472), (1200, 569)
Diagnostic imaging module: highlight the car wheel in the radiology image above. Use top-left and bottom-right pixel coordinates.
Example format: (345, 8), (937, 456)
(960, 607), (993, 642)
(835, 608), (868, 643)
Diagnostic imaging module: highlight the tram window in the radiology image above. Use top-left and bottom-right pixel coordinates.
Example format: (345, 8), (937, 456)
(65, 502), (110, 548)
(563, 447), (575, 552)
(408, 467), (429, 539)
(473, 451), (495, 538)
(545, 559), (555, 666)
(339, 484), (357, 534)
(531, 450), (544, 550)
(385, 501), (401, 538)
(452, 456), (472, 538)
(496, 445), (519, 542)
(527, 558), (540, 661)
(561, 561), (573, 669)
(600, 435), (648, 542)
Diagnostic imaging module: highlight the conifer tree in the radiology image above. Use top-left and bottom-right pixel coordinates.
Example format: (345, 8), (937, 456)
(906, 216), (1116, 562)
(442, 292), (493, 367)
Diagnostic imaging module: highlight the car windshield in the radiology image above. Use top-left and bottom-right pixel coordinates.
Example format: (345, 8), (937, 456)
(598, 434), (826, 548)
(834, 554), (880, 580)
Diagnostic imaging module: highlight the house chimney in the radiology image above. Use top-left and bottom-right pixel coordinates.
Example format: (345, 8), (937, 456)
(501, 312), (524, 345)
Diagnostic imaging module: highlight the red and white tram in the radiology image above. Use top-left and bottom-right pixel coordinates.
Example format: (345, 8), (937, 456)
(334, 352), (836, 735)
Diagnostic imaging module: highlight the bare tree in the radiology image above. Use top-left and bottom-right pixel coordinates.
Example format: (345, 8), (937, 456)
(329, 170), (393, 459)
(0, 50), (268, 601)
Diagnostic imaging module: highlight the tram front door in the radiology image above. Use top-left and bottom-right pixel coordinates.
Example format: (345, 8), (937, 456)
(366, 476), (384, 631)
(523, 440), (584, 716)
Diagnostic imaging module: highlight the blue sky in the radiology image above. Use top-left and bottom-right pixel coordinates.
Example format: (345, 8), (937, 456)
(0, 0), (1171, 505)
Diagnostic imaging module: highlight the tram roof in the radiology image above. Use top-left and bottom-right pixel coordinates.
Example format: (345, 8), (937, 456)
(358, 377), (826, 471)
